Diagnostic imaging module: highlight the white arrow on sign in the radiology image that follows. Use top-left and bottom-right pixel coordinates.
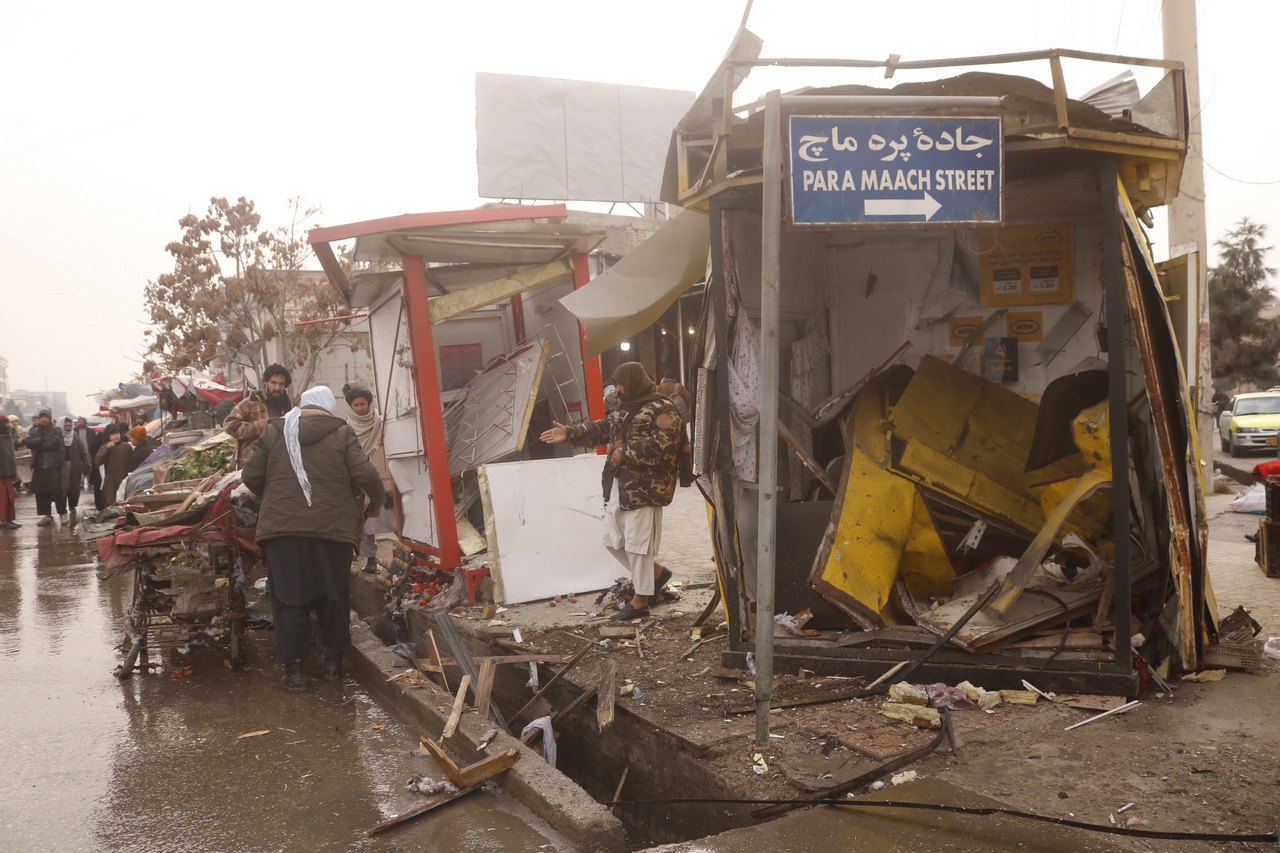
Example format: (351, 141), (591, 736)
(864, 192), (943, 221)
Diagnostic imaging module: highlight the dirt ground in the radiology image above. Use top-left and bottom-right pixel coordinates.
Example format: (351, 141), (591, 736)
(457, 487), (1280, 850)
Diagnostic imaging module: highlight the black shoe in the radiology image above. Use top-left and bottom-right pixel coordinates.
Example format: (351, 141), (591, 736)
(610, 601), (650, 620)
(1246, 532), (1260, 543)
(280, 661), (307, 692)
(322, 649), (343, 681)
(0, 521), (19, 530)
(655, 567), (672, 594)
(361, 557), (379, 574)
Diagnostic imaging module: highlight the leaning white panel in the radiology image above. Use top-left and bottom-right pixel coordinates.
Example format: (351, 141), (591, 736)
(478, 455), (619, 605)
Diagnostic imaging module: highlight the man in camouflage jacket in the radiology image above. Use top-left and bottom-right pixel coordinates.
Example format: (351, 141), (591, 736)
(542, 362), (682, 619)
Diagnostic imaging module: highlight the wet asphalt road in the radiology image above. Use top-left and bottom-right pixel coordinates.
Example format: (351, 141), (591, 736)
(0, 492), (570, 852)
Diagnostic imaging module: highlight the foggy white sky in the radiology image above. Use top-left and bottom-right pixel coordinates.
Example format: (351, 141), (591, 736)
(2, 0), (1275, 413)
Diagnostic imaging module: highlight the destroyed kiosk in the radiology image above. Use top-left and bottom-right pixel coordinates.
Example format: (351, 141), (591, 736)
(643, 49), (1211, 703)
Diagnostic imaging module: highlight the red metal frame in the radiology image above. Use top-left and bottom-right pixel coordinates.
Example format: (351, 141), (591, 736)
(509, 292), (527, 345)
(310, 204), (571, 307)
(574, 253), (606, 429)
(401, 254), (463, 569)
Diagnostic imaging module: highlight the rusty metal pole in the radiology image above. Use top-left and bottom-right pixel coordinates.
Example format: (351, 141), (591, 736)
(755, 89), (783, 746)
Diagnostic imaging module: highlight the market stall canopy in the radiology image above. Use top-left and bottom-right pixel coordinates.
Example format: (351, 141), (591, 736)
(558, 209), (709, 360)
(151, 371), (248, 411)
(308, 205), (605, 309)
(108, 395), (159, 411)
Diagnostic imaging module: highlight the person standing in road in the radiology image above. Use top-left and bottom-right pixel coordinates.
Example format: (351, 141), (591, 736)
(242, 386), (386, 692)
(344, 386), (395, 574)
(61, 417), (91, 526)
(224, 363), (294, 468)
(22, 408), (67, 526)
(540, 362), (681, 619)
(94, 424), (133, 506)
(0, 415), (19, 530)
(125, 425), (153, 475)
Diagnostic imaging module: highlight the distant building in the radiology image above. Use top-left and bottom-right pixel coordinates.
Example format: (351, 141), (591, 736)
(0, 355), (8, 402)
(9, 389), (70, 421)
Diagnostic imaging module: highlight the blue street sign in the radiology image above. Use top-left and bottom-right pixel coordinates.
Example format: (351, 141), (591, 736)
(788, 115), (1003, 226)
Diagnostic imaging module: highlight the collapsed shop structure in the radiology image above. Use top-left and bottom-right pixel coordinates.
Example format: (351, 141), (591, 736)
(657, 48), (1212, 706)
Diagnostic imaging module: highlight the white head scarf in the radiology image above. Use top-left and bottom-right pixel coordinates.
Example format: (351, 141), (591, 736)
(284, 386), (338, 507)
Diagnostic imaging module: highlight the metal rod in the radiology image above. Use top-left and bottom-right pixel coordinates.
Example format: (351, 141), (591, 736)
(1101, 162), (1133, 673)
(778, 95), (1004, 112)
(754, 89), (783, 746)
(706, 199), (742, 645)
(727, 48), (1182, 72)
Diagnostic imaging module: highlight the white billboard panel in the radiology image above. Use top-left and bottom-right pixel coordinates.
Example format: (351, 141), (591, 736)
(476, 72), (693, 204)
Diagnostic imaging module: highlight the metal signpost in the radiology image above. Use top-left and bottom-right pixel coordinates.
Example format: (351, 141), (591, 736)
(788, 115), (1003, 226)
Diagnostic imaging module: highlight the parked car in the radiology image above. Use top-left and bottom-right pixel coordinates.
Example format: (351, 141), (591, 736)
(1218, 392), (1280, 457)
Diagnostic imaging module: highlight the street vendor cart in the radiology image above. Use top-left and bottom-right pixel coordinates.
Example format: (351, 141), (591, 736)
(94, 483), (262, 678)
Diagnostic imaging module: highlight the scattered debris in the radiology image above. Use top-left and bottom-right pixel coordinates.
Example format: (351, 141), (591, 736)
(237, 730), (270, 740)
(880, 702), (941, 729)
(1063, 700), (1141, 731)
(1180, 670), (1226, 683)
(890, 770), (919, 786)
(752, 753), (769, 775)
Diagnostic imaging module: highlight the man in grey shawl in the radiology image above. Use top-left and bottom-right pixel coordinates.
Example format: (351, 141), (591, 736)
(344, 387), (395, 574)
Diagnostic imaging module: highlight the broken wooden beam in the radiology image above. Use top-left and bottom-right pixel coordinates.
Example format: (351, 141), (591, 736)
(440, 674), (472, 741)
(418, 735), (521, 788)
(366, 785), (481, 836)
(475, 659), (497, 723)
(510, 639), (594, 724)
(424, 628), (449, 691)
(597, 660), (618, 731)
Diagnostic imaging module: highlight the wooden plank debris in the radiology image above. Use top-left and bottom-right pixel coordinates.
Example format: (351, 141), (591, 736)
(440, 674), (472, 741)
(475, 659), (497, 722)
(597, 660), (618, 730)
(366, 785), (482, 836)
(424, 628), (449, 691)
(418, 735), (521, 787)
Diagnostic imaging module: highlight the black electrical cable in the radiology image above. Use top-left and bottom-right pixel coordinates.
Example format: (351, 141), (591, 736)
(609, 796), (1278, 844)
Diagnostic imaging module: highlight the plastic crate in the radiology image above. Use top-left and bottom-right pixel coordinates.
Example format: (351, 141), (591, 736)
(1203, 642), (1265, 675)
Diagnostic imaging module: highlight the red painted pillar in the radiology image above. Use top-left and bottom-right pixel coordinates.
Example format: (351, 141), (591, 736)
(574, 253), (606, 427)
(401, 255), (462, 569)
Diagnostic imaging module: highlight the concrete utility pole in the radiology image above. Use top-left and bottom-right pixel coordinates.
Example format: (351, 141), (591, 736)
(1163, 0), (1214, 480)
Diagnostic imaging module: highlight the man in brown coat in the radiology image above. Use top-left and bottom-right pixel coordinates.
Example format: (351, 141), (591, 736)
(224, 363), (293, 468)
(242, 386), (385, 692)
(94, 424), (133, 507)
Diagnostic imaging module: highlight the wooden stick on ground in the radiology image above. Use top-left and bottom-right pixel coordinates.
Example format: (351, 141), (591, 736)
(366, 785), (481, 836)
(510, 638), (594, 724)
(609, 765), (630, 814)
(423, 628), (449, 691)
(521, 683), (600, 747)
(440, 674), (472, 741)
(596, 660), (618, 731)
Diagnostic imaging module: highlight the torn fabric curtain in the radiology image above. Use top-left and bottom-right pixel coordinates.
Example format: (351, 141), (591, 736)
(559, 210), (709, 360)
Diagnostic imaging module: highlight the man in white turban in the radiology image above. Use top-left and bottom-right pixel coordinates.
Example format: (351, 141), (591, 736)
(242, 386), (386, 691)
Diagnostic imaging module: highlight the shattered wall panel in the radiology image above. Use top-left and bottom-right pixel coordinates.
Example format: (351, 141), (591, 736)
(479, 455), (622, 605)
(443, 340), (550, 476)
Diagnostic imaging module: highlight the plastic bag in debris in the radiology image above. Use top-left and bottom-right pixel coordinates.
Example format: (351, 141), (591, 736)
(427, 570), (467, 611)
(520, 716), (557, 768)
(406, 775), (457, 796)
(1265, 638), (1280, 661)
(774, 610), (814, 636)
(925, 683), (975, 710)
(1228, 483), (1267, 515)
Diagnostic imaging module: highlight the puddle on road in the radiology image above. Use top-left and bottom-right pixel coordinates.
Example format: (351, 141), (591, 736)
(0, 500), (571, 852)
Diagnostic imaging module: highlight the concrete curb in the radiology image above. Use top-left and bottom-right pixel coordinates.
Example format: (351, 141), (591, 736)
(346, 616), (627, 853)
